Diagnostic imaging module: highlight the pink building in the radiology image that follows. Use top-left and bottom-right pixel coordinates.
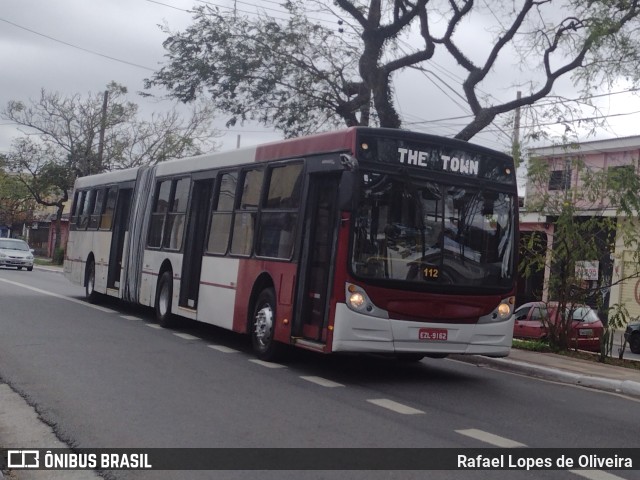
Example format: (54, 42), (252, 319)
(520, 135), (640, 318)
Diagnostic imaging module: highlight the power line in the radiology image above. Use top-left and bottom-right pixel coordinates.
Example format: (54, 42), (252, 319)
(0, 17), (156, 72)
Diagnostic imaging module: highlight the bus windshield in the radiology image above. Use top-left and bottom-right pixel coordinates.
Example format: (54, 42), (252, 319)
(351, 170), (515, 290)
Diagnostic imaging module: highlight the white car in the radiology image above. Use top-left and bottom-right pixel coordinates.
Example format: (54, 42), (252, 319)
(0, 238), (35, 271)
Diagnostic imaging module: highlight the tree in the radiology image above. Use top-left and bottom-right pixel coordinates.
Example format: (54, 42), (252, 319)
(0, 159), (36, 232)
(522, 145), (640, 359)
(2, 82), (219, 255)
(146, 0), (640, 140)
(3, 82), (219, 174)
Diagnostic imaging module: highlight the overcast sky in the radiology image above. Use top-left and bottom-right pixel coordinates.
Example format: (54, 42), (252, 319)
(0, 0), (287, 154)
(2, 0), (640, 162)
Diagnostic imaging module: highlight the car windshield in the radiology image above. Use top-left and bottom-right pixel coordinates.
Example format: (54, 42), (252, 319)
(0, 240), (30, 251)
(571, 307), (599, 323)
(350, 170), (515, 290)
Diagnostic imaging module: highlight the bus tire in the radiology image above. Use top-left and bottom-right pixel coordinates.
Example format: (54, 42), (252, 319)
(251, 288), (283, 361)
(155, 271), (176, 328)
(85, 260), (100, 304)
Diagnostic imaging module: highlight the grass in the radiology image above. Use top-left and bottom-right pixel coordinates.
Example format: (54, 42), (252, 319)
(34, 256), (63, 266)
(512, 338), (640, 371)
(34, 257), (54, 265)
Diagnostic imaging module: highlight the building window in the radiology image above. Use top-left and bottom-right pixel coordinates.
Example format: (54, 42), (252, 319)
(548, 169), (571, 191)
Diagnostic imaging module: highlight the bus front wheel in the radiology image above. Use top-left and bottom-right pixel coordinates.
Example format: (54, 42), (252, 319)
(155, 271), (176, 328)
(251, 288), (283, 361)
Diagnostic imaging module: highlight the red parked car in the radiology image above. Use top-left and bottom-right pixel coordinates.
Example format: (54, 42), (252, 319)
(513, 301), (604, 352)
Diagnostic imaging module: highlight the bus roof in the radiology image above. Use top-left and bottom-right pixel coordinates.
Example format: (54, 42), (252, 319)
(73, 127), (512, 189)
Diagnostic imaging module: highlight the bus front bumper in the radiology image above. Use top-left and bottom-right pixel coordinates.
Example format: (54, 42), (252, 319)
(331, 303), (514, 357)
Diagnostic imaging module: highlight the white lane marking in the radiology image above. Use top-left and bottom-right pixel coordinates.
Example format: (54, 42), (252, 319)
(455, 429), (526, 448)
(0, 278), (116, 313)
(120, 315), (141, 321)
(300, 376), (344, 388)
(145, 324), (163, 330)
(208, 345), (239, 353)
(570, 470), (627, 480)
(366, 399), (424, 415)
(173, 333), (200, 341)
(249, 359), (286, 369)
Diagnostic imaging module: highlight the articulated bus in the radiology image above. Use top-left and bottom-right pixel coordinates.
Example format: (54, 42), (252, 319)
(64, 127), (518, 361)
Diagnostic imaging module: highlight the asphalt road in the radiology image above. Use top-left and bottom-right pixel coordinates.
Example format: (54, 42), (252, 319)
(1, 267), (639, 480)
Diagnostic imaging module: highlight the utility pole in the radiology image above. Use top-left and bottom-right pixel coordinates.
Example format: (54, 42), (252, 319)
(512, 90), (522, 167)
(97, 90), (109, 174)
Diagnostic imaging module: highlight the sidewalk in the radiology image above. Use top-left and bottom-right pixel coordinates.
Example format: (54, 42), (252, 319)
(453, 348), (640, 398)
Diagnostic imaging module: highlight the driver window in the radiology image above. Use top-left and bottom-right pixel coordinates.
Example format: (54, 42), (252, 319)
(514, 307), (530, 321)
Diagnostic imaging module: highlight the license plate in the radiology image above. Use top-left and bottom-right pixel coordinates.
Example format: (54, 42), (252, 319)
(419, 328), (448, 341)
(579, 328), (594, 336)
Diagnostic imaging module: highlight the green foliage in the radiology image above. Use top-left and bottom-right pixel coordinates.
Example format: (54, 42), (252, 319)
(512, 338), (554, 352)
(0, 167), (36, 226)
(147, 5), (363, 137)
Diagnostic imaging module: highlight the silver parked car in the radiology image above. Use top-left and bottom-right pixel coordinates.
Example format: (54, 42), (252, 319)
(0, 238), (34, 271)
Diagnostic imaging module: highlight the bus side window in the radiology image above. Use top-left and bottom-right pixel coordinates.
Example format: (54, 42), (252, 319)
(100, 187), (118, 230)
(230, 168), (264, 256)
(89, 189), (105, 230)
(79, 190), (96, 230)
(148, 180), (172, 248)
(256, 163), (302, 259)
(207, 171), (237, 255)
(163, 177), (190, 250)
(70, 190), (81, 230)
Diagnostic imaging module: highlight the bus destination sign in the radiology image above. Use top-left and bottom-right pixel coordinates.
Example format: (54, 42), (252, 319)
(357, 134), (515, 185)
(398, 147), (479, 176)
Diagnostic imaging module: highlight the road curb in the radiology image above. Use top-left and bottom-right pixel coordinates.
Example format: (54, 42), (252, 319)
(452, 355), (640, 398)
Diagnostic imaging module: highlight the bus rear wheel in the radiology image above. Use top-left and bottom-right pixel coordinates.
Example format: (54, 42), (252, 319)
(251, 288), (283, 361)
(155, 271), (177, 328)
(85, 260), (100, 304)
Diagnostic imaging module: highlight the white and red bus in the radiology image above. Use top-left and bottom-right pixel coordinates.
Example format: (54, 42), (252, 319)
(64, 127), (518, 361)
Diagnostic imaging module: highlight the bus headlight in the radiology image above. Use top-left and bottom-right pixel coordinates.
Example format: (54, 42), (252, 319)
(497, 302), (511, 318)
(345, 283), (388, 319)
(348, 292), (366, 309)
(478, 296), (515, 323)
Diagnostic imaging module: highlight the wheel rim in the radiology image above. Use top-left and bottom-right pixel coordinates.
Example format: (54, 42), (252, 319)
(87, 265), (95, 295)
(254, 303), (274, 349)
(158, 281), (170, 317)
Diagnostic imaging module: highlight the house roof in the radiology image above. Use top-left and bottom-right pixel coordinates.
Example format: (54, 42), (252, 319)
(528, 135), (640, 157)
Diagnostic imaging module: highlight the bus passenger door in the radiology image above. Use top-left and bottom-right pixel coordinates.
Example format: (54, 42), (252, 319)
(179, 178), (214, 309)
(296, 174), (341, 343)
(107, 188), (132, 290)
